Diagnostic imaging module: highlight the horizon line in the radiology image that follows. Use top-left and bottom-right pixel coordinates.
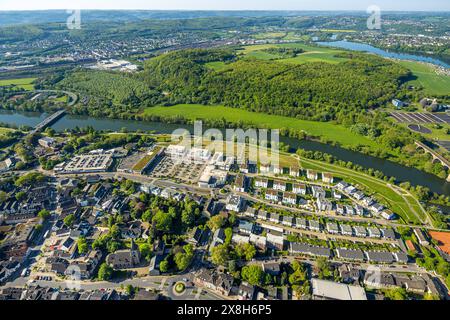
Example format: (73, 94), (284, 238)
(1, 9), (449, 12)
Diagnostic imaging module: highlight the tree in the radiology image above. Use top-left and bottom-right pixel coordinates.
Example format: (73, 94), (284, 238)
(289, 261), (307, 285)
(0, 191), (7, 203)
(77, 237), (89, 254)
(38, 209), (51, 220)
(207, 215), (226, 231)
(15, 191), (26, 201)
(174, 244), (194, 271)
(316, 257), (332, 279)
(241, 265), (265, 286)
(107, 240), (121, 253)
(98, 263), (113, 281)
(384, 288), (408, 300)
(181, 210), (195, 228)
(235, 243), (256, 261)
(152, 210), (173, 233)
(109, 224), (121, 239)
(160, 260), (169, 273)
(424, 293), (440, 300)
(139, 243), (152, 261)
(125, 285), (135, 296)
(63, 214), (75, 227)
(211, 244), (230, 266)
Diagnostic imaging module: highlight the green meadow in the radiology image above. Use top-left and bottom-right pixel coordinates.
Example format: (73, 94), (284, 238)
(0, 77), (36, 91)
(143, 104), (378, 149)
(399, 61), (450, 96)
(240, 43), (348, 65)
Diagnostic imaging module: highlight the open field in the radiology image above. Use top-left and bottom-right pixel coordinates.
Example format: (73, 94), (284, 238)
(204, 61), (230, 71)
(252, 32), (287, 39)
(143, 104), (379, 149)
(296, 154), (429, 225)
(0, 77), (36, 91)
(398, 61), (450, 96)
(240, 43), (348, 64)
(315, 29), (357, 33)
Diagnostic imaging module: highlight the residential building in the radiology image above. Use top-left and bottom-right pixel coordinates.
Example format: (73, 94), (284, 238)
(265, 190), (279, 202)
(336, 248), (365, 262)
(322, 173), (334, 184)
(237, 220), (254, 235)
(292, 183), (307, 195)
(282, 192), (297, 206)
(326, 222), (339, 234)
(226, 195), (245, 213)
(272, 180), (287, 192)
(194, 269), (234, 296)
(414, 229), (429, 246)
(254, 178), (269, 189)
(312, 279), (367, 300)
(307, 170), (318, 181)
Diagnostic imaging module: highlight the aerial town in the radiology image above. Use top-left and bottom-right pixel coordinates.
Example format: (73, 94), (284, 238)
(0, 121), (449, 301)
(0, 5), (449, 305)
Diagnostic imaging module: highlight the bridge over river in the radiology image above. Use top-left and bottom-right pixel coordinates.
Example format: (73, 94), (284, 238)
(29, 110), (66, 135)
(415, 141), (450, 182)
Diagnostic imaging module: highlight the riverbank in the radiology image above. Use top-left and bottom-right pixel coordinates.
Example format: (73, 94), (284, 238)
(0, 109), (449, 195)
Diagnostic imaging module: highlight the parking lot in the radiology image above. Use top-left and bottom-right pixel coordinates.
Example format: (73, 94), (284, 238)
(390, 112), (450, 124)
(149, 155), (206, 184)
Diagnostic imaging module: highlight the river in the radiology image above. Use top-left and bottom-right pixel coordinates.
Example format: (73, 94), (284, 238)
(0, 109), (449, 195)
(317, 40), (450, 69)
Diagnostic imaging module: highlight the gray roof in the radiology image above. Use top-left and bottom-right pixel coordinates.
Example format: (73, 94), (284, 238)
(365, 251), (395, 263)
(381, 228), (396, 240)
(290, 242), (331, 258)
(336, 248), (365, 261)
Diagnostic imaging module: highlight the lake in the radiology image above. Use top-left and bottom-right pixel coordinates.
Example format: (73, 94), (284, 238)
(1, 109), (449, 195)
(317, 40), (450, 69)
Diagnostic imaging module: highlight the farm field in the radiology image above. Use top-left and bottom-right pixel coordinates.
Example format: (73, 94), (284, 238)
(398, 61), (450, 96)
(143, 104), (379, 149)
(0, 77), (36, 91)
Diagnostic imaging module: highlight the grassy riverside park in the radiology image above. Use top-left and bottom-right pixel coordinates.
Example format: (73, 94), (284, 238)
(143, 104), (379, 150)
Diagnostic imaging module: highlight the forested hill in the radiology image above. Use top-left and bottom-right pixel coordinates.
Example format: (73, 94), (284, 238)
(144, 49), (410, 121)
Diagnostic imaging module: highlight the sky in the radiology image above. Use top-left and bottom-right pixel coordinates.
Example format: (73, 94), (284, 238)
(0, 0), (449, 11)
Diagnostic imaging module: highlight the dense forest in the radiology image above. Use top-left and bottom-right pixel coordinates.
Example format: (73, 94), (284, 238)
(60, 49), (410, 121)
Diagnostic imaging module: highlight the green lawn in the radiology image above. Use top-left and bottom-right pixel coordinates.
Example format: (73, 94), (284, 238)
(143, 104), (378, 149)
(399, 61), (450, 96)
(0, 78), (36, 91)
